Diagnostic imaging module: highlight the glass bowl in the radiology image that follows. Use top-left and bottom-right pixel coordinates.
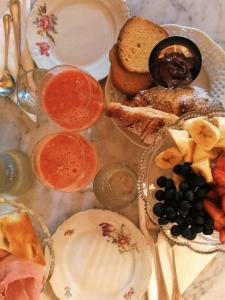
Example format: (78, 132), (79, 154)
(138, 109), (225, 254)
(0, 198), (55, 289)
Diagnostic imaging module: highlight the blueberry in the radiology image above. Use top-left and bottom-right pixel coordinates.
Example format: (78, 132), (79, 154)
(194, 201), (203, 210)
(179, 181), (190, 191)
(173, 164), (182, 174)
(180, 200), (191, 210)
(170, 200), (179, 210)
(184, 190), (195, 201)
(189, 231), (197, 240)
(196, 188), (208, 199)
(171, 225), (180, 237)
(164, 188), (176, 200)
(194, 216), (204, 225)
(153, 203), (165, 217)
(180, 164), (192, 176)
(194, 176), (206, 188)
(191, 224), (204, 233)
(179, 208), (190, 218)
(175, 191), (182, 201)
(155, 190), (165, 201)
(158, 216), (169, 225)
(157, 176), (167, 188)
(175, 216), (184, 225)
(184, 216), (194, 225)
(165, 206), (177, 221)
(165, 179), (175, 189)
(181, 227), (193, 239)
(203, 227), (214, 235)
(204, 217), (214, 229)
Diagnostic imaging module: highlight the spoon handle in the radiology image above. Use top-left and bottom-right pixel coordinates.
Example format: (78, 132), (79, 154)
(9, 0), (22, 67)
(3, 14), (11, 70)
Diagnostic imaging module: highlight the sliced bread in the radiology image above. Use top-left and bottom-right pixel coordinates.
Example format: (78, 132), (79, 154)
(118, 16), (168, 73)
(109, 45), (152, 95)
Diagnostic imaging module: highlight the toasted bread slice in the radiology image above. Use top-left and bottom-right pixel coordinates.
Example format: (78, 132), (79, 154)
(109, 45), (152, 95)
(107, 102), (178, 144)
(0, 211), (45, 265)
(118, 17), (168, 73)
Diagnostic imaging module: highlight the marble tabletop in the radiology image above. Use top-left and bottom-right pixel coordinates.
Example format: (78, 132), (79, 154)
(1, 0), (225, 299)
(126, 1), (225, 299)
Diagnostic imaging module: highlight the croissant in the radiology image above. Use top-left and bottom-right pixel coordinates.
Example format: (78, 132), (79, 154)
(125, 86), (222, 115)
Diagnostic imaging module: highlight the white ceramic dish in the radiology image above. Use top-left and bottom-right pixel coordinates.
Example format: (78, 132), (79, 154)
(105, 24), (225, 149)
(50, 209), (152, 300)
(26, 0), (130, 80)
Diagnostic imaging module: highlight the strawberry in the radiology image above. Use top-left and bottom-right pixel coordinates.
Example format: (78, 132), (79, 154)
(212, 168), (225, 186)
(206, 190), (219, 200)
(222, 195), (225, 212)
(219, 229), (225, 243)
(217, 186), (225, 197)
(214, 220), (224, 231)
(203, 199), (224, 220)
(216, 157), (225, 171)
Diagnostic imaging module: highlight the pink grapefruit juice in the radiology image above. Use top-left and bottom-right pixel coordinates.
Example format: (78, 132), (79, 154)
(39, 65), (104, 130)
(32, 132), (98, 192)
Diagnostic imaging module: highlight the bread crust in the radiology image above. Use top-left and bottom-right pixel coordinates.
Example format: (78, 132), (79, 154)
(0, 212), (46, 265)
(118, 16), (168, 73)
(109, 45), (152, 95)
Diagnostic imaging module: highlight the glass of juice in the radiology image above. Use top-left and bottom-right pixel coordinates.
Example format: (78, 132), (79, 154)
(38, 65), (104, 131)
(32, 132), (98, 192)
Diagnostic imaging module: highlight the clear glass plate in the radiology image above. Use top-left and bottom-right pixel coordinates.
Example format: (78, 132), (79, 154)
(138, 109), (225, 254)
(0, 198), (55, 289)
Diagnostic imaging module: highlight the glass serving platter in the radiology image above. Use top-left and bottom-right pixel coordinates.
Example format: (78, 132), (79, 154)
(0, 198), (55, 290)
(138, 109), (225, 254)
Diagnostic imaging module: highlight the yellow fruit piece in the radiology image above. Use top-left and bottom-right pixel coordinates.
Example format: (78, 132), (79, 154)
(183, 117), (205, 131)
(187, 117), (220, 150)
(168, 129), (194, 162)
(211, 117), (225, 139)
(191, 158), (213, 183)
(193, 144), (219, 162)
(215, 137), (225, 148)
(155, 147), (183, 169)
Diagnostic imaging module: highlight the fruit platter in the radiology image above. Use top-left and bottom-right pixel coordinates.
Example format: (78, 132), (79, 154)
(138, 109), (225, 253)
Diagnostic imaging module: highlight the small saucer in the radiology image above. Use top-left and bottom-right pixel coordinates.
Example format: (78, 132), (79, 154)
(149, 36), (202, 88)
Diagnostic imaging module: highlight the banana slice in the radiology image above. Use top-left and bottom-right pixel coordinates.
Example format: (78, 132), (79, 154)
(191, 158), (213, 183)
(168, 129), (194, 162)
(183, 117), (205, 131)
(211, 117), (225, 139)
(193, 144), (219, 162)
(155, 147), (183, 169)
(215, 137), (225, 148)
(187, 117), (220, 150)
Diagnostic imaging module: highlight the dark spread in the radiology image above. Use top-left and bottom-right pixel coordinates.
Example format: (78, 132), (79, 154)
(149, 36), (202, 89)
(152, 52), (195, 89)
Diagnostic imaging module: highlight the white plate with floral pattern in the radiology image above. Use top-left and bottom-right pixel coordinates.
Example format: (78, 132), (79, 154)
(26, 0), (130, 80)
(50, 209), (152, 300)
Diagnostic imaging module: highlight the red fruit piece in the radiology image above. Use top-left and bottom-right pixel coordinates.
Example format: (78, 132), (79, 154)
(203, 199), (224, 220)
(206, 190), (219, 200)
(217, 186), (225, 197)
(212, 168), (225, 186)
(216, 157), (225, 171)
(214, 220), (224, 231)
(219, 229), (225, 243)
(222, 195), (225, 212)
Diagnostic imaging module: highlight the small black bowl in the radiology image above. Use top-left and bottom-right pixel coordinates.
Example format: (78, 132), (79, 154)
(149, 36), (202, 89)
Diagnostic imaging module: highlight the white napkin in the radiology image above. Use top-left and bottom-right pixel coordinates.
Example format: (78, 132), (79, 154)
(138, 197), (216, 299)
(0, 0), (36, 122)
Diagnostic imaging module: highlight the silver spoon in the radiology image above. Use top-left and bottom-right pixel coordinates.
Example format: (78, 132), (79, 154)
(0, 14), (16, 96)
(10, 0), (44, 115)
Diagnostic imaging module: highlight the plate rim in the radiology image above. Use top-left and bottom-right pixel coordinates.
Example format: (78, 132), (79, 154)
(26, 0), (130, 80)
(50, 209), (152, 300)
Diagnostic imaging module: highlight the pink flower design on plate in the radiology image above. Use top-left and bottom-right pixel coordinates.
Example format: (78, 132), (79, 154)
(99, 223), (139, 254)
(36, 42), (50, 56)
(33, 3), (58, 45)
(124, 287), (135, 299)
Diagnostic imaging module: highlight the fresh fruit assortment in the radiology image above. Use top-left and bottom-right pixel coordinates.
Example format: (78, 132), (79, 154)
(153, 163), (214, 240)
(153, 116), (225, 243)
